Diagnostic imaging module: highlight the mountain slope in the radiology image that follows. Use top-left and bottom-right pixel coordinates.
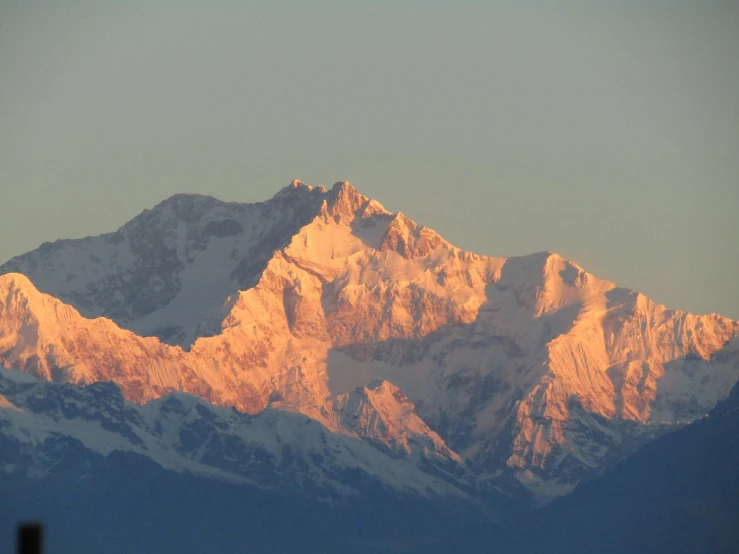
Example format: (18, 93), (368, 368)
(420, 376), (739, 554)
(0, 367), (472, 500)
(1, 180), (738, 495)
(0, 183), (328, 346)
(0, 448), (492, 554)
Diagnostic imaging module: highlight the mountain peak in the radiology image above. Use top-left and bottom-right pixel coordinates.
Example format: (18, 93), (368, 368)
(289, 179), (309, 189)
(332, 379), (461, 462)
(0, 272), (44, 301)
(319, 180), (373, 224)
(331, 180), (355, 192)
(0, 271), (32, 288)
(329, 179), (364, 200)
(377, 211), (446, 258)
(272, 180), (323, 201)
(285, 179), (328, 193)
(129, 193), (231, 231)
(152, 192), (223, 211)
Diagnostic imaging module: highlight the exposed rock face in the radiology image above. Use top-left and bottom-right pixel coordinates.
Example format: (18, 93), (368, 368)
(330, 380), (460, 463)
(1, 180), (738, 496)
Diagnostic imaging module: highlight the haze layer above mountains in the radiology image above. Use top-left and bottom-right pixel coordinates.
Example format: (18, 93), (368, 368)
(1, 180), (738, 501)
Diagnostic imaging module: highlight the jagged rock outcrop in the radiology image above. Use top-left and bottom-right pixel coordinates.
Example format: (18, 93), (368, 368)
(329, 380), (459, 462)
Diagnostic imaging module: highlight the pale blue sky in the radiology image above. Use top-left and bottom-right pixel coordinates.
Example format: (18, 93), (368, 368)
(1, 1), (737, 318)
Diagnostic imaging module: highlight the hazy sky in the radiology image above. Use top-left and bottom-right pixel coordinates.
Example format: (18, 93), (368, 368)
(1, 1), (737, 319)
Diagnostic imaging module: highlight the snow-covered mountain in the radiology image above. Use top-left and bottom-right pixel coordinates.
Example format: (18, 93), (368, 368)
(1, 185), (328, 347)
(0, 367), (472, 501)
(0, 367), (498, 554)
(420, 379), (739, 554)
(2, 180), (738, 498)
